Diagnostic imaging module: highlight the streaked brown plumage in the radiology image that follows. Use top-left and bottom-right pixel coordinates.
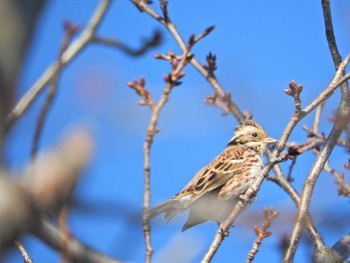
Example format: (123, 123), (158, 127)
(149, 120), (277, 231)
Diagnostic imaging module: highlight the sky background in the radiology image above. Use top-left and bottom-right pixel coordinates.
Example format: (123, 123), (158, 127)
(4, 0), (350, 262)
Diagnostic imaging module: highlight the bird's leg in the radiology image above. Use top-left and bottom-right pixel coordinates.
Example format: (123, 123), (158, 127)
(238, 193), (256, 204)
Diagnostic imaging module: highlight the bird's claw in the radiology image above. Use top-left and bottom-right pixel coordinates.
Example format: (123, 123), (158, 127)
(219, 223), (230, 237)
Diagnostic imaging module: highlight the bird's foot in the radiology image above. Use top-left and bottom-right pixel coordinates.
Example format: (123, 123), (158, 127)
(239, 193), (256, 204)
(217, 222), (230, 237)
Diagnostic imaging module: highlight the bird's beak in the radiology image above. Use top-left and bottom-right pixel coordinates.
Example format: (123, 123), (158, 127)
(264, 137), (278, 145)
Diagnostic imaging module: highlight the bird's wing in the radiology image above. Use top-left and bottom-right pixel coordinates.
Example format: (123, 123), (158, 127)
(173, 146), (249, 206)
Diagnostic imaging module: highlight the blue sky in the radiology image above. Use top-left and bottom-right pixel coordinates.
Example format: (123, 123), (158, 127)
(4, 1), (350, 262)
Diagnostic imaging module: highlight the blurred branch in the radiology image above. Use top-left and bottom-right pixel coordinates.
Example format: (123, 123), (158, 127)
(245, 208), (279, 263)
(31, 21), (80, 157)
(93, 30), (162, 56)
(33, 217), (122, 263)
(14, 130), (122, 262)
(6, 0), (112, 132)
(0, 0), (46, 140)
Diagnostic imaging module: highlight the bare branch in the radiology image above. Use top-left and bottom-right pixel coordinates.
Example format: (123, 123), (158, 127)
(130, 0), (245, 123)
(129, 41), (195, 263)
(33, 217), (123, 263)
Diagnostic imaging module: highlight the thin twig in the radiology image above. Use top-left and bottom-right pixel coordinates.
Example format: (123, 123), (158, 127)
(15, 241), (34, 263)
(128, 38), (196, 263)
(93, 30), (162, 56)
(6, 0), (111, 132)
(323, 161), (350, 197)
(245, 208), (279, 263)
(302, 125), (348, 148)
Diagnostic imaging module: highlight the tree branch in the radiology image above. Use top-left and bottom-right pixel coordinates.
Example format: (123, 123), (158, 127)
(130, 0), (245, 123)
(128, 35), (197, 263)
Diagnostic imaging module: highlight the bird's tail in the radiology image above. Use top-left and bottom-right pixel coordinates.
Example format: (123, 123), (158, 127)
(149, 199), (185, 222)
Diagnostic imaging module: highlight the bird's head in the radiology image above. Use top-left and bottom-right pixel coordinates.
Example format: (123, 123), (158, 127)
(227, 120), (277, 153)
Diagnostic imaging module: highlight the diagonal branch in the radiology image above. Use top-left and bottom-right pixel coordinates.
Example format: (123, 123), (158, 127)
(33, 217), (122, 263)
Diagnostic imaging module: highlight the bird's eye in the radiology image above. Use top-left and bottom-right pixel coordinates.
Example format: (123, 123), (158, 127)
(252, 133), (258, 137)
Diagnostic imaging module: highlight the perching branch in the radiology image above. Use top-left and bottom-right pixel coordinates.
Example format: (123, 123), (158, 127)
(201, 156), (287, 263)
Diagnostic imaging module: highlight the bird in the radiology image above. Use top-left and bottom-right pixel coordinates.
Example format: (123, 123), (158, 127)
(149, 119), (277, 232)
